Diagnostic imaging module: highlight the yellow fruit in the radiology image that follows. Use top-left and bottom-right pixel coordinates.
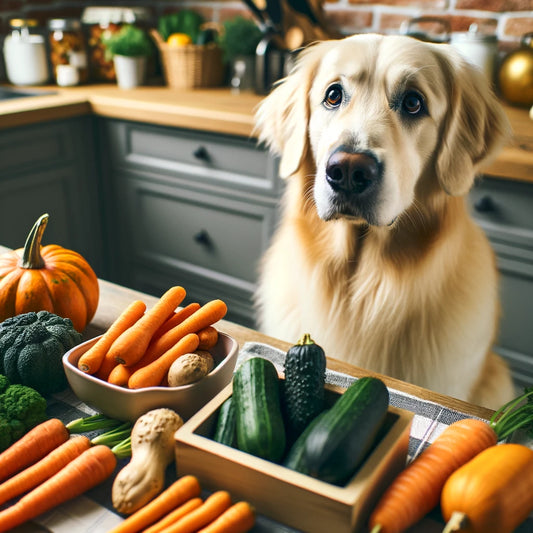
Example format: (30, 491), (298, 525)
(167, 33), (192, 47)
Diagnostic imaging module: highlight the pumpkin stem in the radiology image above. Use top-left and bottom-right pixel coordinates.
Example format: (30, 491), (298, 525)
(443, 511), (469, 533)
(296, 333), (315, 346)
(20, 213), (49, 269)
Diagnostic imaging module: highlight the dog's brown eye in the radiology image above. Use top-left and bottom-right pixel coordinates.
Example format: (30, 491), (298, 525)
(324, 84), (343, 108)
(402, 91), (425, 115)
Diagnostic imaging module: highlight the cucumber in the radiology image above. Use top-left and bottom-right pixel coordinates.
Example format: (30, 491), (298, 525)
(233, 357), (286, 462)
(212, 397), (236, 447)
(283, 333), (326, 442)
(303, 376), (389, 485)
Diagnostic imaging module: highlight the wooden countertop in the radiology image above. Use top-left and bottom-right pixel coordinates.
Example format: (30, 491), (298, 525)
(0, 83), (532, 183)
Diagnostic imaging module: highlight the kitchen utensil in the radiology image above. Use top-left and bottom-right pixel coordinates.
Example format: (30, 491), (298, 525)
(255, 32), (287, 94)
(499, 32), (533, 107)
(400, 16), (451, 44)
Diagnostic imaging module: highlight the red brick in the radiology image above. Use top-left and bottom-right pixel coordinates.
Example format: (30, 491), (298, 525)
(348, 0), (447, 7)
(456, 0), (533, 11)
(326, 9), (373, 32)
(502, 16), (533, 38)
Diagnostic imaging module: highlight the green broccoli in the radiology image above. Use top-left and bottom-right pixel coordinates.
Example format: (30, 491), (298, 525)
(0, 379), (48, 451)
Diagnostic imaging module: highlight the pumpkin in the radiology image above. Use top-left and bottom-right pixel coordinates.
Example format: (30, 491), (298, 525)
(0, 213), (99, 332)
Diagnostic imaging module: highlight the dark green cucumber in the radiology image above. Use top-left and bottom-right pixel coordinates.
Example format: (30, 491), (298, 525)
(213, 397), (236, 447)
(303, 376), (389, 485)
(233, 357), (286, 462)
(283, 333), (326, 442)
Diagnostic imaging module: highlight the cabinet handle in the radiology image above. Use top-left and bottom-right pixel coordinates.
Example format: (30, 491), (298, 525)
(193, 146), (210, 161)
(194, 229), (213, 248)
(474, 195), (495, 213)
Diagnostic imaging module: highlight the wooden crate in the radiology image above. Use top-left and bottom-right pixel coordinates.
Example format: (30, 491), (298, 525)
(175, 382), (413, 533)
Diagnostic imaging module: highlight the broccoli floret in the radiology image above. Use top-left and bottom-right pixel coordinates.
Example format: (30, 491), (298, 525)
(0, 374), (10, 394)
(0, 416), (12, 451)
(0, 383), (47, 432)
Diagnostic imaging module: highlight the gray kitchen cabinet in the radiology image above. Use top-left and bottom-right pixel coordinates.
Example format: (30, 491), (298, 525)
(97, 119), (282, 328)
(469, 176), (533, 389)
(0, 117), (103, 274)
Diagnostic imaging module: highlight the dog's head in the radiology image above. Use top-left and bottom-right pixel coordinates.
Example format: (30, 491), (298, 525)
(255, 34), (510, 226)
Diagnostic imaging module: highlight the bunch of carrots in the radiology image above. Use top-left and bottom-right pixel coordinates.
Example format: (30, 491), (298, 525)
(0, 417), (117, 532)
(77, 285), (228, 389)
(108, 474), (255, 533)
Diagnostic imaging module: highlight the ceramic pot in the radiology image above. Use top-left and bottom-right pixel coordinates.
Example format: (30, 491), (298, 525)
(113, 55), (146, 89)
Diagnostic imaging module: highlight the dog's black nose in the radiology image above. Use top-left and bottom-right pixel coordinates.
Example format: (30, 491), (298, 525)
(326, 151), (380, 194)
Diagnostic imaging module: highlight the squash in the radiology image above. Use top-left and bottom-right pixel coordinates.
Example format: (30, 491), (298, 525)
(0, 213), (99, 332)
(441, 443), (533, 533)
(112, 408), (184, 514)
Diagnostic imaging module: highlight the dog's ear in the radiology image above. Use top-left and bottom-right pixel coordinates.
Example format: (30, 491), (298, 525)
(434, 49), (511, 196)
(254, 44), (321, 178)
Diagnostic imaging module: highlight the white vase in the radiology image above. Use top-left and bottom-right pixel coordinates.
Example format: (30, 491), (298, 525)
(113, 55), (146, 89)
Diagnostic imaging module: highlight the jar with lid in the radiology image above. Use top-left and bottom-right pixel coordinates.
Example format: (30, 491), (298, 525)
(81, 6), (151, 82)
(3, 19), (50, 85)
(48, 18), (88, 85)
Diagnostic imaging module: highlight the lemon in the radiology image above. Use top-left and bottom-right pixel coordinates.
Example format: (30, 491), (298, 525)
(167, 33), (192, 47)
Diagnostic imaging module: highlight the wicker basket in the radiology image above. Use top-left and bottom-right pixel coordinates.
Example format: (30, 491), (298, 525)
(151, 30), (224, 89)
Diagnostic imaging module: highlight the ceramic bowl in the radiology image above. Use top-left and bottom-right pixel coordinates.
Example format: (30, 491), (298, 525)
(63, 331), (239, 422)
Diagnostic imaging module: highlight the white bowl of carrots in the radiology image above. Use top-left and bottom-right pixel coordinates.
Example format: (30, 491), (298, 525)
(63, 330), (238, 422)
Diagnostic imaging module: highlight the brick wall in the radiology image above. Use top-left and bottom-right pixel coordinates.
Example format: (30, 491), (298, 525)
(1, 0), (531, 49)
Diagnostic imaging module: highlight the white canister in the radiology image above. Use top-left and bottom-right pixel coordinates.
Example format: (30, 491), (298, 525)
(3, 27), (49, 86)
(451, 24), (498, 83)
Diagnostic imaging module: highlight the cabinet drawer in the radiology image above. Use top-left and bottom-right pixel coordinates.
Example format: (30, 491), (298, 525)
(123, 177), (276, 287)
(106, 120), (280, 196)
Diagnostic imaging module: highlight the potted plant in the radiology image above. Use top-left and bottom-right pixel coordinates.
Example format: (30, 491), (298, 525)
(102, 24), (153, 89)
(218, 16), (262, 92)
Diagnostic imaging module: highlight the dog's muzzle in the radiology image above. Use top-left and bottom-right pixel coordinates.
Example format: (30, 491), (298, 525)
(325, 149), (381, 195)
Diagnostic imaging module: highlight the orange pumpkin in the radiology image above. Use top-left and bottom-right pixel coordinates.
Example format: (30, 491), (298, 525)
(0, 213), (99, 332)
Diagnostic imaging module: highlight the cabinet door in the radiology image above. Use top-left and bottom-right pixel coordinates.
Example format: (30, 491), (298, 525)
(470, 177), (533, 388)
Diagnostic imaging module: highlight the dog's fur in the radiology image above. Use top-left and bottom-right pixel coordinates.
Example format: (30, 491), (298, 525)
(254, 34), (515, 409)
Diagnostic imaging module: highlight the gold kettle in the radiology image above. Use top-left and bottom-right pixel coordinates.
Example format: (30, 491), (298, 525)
(498, 32), (533, 107)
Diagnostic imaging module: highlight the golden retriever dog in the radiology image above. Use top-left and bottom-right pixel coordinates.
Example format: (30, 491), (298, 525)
(254, 34), (515, 409)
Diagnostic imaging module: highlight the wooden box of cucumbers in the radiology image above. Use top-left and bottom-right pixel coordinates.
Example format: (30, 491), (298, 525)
(174, 335), (413, 533)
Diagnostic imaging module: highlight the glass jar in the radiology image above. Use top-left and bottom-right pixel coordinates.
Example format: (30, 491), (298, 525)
(81, 6), (151, 82)
(48, 18), (88, 85)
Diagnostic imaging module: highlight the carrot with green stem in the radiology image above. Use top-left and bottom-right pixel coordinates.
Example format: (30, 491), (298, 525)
(0, 418), (69, 482)
(153, 302), (201, 340)
(157, 490), (232, 533)
(143, 497), (204, 533)
(128, 333), (200, 389)
(108, 475), (202, 533)
(107, 286), (186, 366)
(0, 444), (117, 533)
(77, 299), (147, 374)
(369, 387), (533, 533)
(198, 501), (256, 533)
(143, 299), (227, 363)
(0, 435), (91, 505)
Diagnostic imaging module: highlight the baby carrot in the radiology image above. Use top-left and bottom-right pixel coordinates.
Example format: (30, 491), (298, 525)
(0, 444), (116, 533)
(107, 286), (186, 366)
(158, 490), (232, 533)
(198, 501), (256, 533)
(143, 299), (227, 363)
(128, 333), (200, 389)
(144, 497), (203, 533)
(108, 363), (132, 387)
(96, 351), (120, 381)
(0, 436), (91, 506)
(78, 299), (147, 374)
(0, 418), (69, 482)
(368, 418), (498, 533)
(108, 475), (202, 533)
(153, 302), (201, 340)
(197, 325), (219, 350)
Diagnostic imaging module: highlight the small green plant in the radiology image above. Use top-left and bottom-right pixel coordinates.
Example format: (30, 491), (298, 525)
(219, 16), (263, 62)
(102, 24), (153, 59)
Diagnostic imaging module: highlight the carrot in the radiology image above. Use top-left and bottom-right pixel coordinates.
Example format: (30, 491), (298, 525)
(197, 325), (219, 350)
(198, 501), (256, 533)
(96, 350), (120, 381)
(78, 300), (147, 374)
(157, 490), (232, 533)
(108, 475), (201, 533)
(143, 299), (227, 363)
(153, 302), (201, 340)
(108, 363), (132, 387)
(0, 444), (116, 533)
(107, 286), (187, 366)
(0, 418), (69, 483)
(368, 418), (498, 533)
(128, 333), (200, 389)
(0, 436), (91, 506)
(144, 497), (203, 533)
